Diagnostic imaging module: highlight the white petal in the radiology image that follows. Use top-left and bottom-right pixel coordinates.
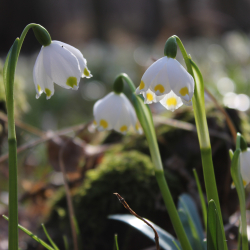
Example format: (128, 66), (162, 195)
(33, 48), (54, 99)
(166, 58), (194, 102)
(149, 63), (171, 96)
(142, 89), (164, 104)
(118, 93), (141, 133)
(159, 90), (183, 112)
(93, 92), (123, 130)
(136, 57), (167, 94)
(182, 98), (193, 106)
(53, 41), (92, 78)
(43, 42), (81, 90)
(240, 149), (250, 186)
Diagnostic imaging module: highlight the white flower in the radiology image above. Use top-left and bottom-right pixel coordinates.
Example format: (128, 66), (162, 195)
(136, 56), (194, 111)
(93, 92), (142, 134)
(33, 40), (92, 99)
(239, 149), (250, 187)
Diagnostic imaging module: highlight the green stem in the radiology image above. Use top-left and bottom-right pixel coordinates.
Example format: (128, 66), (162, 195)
(155, 170), (193, 250)
(3, 23), (50, 250)
(174, 35), (227, 248)
(120, 73), (192, 250)
(4, 39), (19, 250)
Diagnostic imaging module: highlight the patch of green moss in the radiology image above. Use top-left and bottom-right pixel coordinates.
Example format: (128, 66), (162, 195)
(45, 150), (183, 250)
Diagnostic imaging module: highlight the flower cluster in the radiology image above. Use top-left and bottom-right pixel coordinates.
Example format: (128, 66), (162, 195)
(33, 37), (194, 135)
(136, 57), (194, 111)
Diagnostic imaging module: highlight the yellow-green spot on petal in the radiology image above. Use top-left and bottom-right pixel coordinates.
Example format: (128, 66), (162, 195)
(146, 93), (154, 101)
(37, 85), (41, 93)
(154, 84), (165, 93)
(179, 87), (189, 96)
(84, 68), (90, 77)
(243, 180), (247, 186)
(93, 120), (97, 125)
(166, 97), (177, 106)
(45, 88), (51, 97)
(66, 76), (78, 88)
(139, 81), (145, 90)
(120, 125), (128, 132)
(100, 119), (108, 129)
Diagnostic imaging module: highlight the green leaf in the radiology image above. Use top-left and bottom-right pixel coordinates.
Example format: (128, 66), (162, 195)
(178, 194), (205, 250)
(3, 215), (55, 250)
(108, 214), (181, 250)
(207, 200), (225, 250)
(193, 169), (207, 230)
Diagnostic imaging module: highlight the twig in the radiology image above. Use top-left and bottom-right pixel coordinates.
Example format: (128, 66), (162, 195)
(114, 193), (160, 250)
(0, 123), (88, 164)
(0, 112), (45, 137)
(153, 115), (232, 143)
(204, 88), (237, 143)
(58, 121), (91, 250)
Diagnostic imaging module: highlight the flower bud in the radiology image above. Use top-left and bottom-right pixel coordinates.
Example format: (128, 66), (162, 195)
(164, 36), (177, 59)
(113, 75), (124, 94)
(240, 135), (248, 152)
(32, 25), (51, 47)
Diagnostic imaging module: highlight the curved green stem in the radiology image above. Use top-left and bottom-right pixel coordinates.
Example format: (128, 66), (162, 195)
(119, 73), (192, 250)
(173, 35), (227, 249)
(2, 23), (51, 250)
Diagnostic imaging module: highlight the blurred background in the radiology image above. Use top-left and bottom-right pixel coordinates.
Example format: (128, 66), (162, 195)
(1, 0), (250, 249)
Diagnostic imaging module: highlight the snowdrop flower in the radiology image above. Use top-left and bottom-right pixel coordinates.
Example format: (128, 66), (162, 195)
(136, 56), (194, 111)
(136, 37), (194, 111)
(93, 92), (142, 134)
(33, 40), (92, 99)
(239, 149), (250, 187)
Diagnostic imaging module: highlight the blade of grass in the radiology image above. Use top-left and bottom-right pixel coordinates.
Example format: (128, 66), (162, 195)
(3, 215), (55, 250)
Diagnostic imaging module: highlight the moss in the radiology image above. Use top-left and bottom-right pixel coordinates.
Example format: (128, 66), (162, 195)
(45, 150), (183, 250)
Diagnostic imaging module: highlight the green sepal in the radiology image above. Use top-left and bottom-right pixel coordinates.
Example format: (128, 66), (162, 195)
(164, 36), (177, 58)
(207, 200), (225, 250)
(32, 25), (51, 46)
(113, 75), (124, 94)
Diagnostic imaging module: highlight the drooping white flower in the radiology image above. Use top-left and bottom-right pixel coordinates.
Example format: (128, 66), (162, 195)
(239, 149), (250, 187)
(136, 56), (194, 111)
(33, 40), (92, 99)
(93, 92), (142, 134)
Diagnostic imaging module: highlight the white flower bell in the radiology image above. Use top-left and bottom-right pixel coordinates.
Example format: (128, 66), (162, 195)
(239, 149), (250, 187)
(136, 56), (194, 111)
(93, 92), (142, 134)
(33, 40), (92, 99)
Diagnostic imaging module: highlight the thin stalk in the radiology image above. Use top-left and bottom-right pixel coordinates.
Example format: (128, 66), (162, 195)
(58, 123), (90, 250)
(59, 150), (79, 250)
(174, 35), (227, 248)
(120, 73), (192, 250)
